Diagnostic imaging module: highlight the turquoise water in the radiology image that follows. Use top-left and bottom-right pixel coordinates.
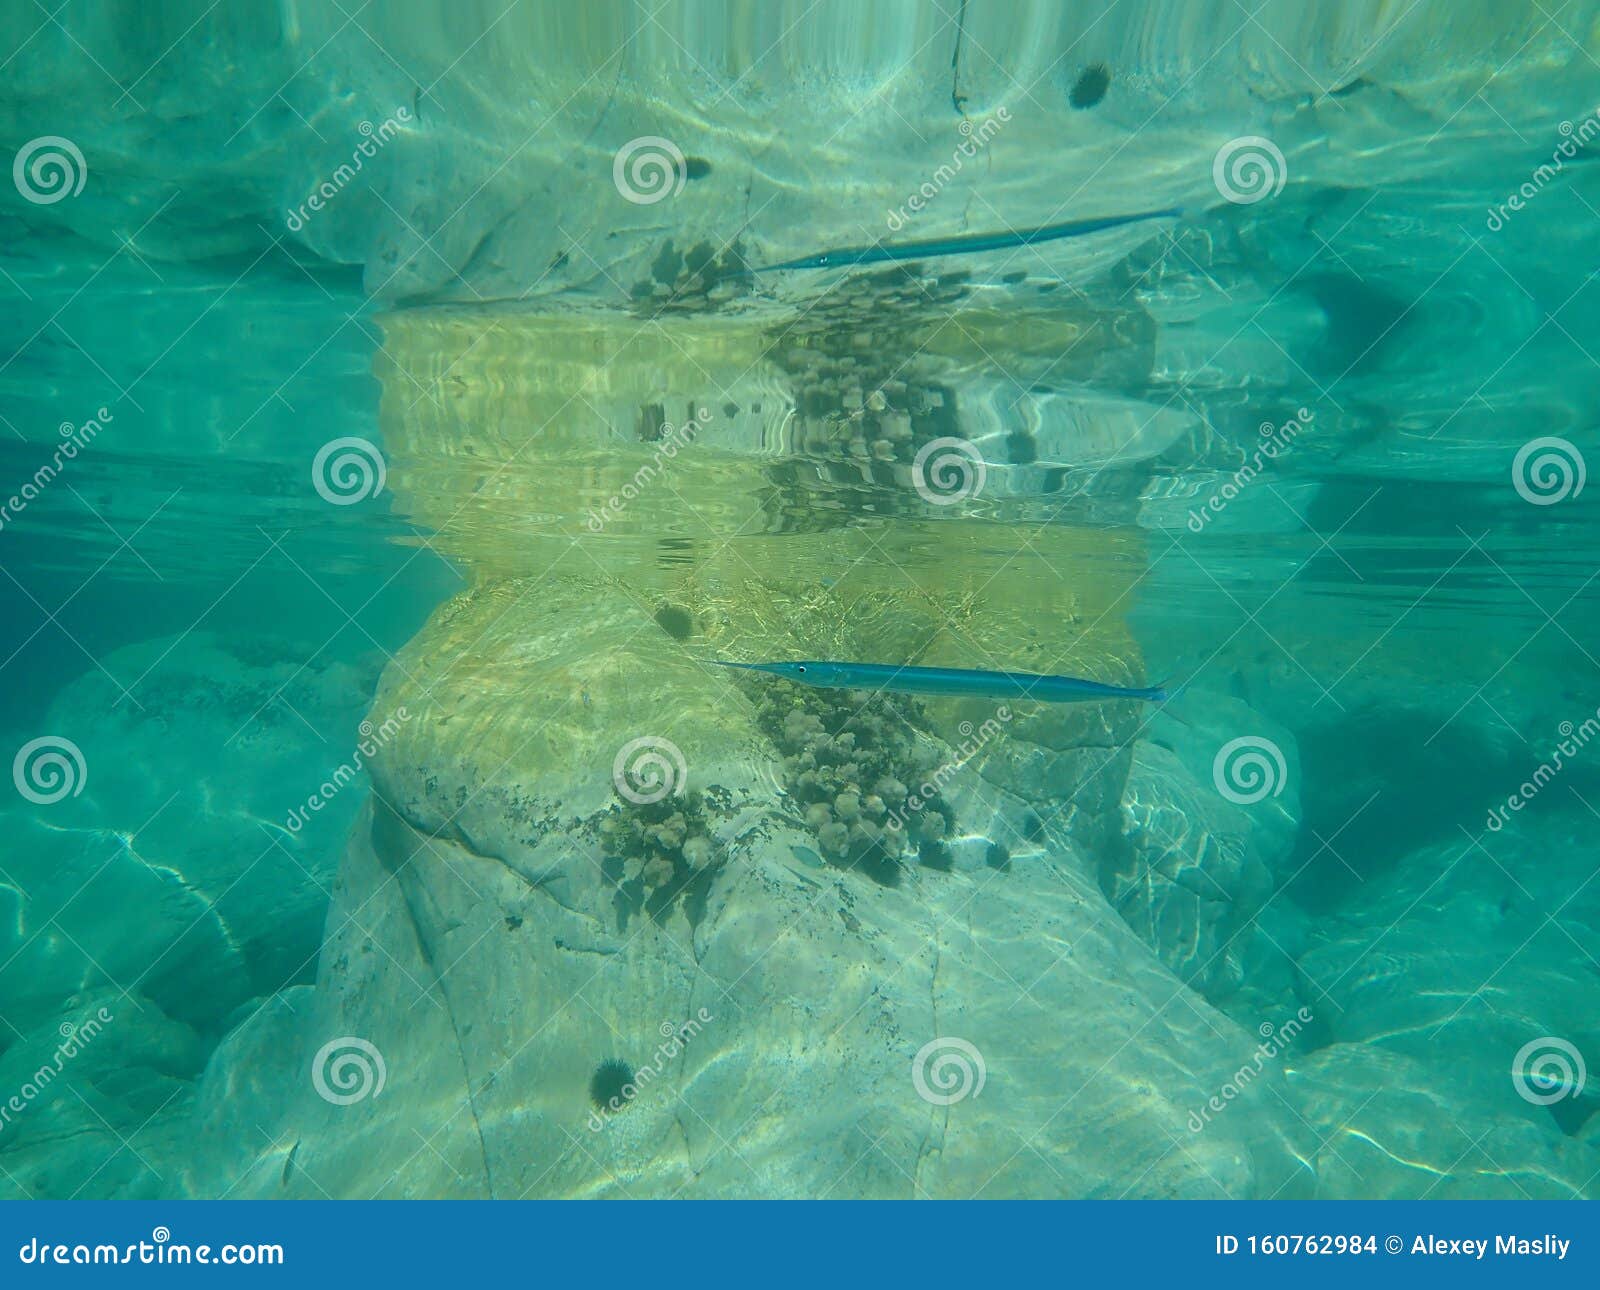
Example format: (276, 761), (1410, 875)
(1, 4), (1598, 1199)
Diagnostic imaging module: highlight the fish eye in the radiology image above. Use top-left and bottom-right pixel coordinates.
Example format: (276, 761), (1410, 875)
(796, 665), (806, 673)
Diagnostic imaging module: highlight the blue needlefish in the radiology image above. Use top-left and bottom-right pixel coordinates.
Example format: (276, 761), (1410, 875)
(714, 660), (1170, 703)
(750, 207), (1182, 273)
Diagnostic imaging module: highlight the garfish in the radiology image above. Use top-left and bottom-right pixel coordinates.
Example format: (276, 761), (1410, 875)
(713, 659), (1171, 704)
(748, 207), (1182, 273)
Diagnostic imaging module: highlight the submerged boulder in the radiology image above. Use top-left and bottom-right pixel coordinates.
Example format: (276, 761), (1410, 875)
(1108, 695), (1300, 1003)
(0, 632), (379, 1040)
(211, 789), (1311, 1198)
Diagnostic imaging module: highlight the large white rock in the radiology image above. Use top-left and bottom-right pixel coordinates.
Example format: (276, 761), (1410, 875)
(205, 795), (1312, 1198)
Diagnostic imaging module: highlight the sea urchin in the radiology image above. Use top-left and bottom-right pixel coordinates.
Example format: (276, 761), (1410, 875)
(589, 1058), (636, 1114)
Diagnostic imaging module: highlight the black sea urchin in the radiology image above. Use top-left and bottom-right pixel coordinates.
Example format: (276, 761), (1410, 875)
(589, 1058), (635, 1113)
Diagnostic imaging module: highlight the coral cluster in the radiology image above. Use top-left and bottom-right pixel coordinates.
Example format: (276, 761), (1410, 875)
(763, 263), (968, 474)
(749, 678), (956, 885)
(596, 794), (723, 928)
(628, 237), (750, 315)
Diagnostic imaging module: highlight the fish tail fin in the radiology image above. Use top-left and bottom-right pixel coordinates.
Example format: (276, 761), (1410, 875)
(1150, 673), (1192, 725)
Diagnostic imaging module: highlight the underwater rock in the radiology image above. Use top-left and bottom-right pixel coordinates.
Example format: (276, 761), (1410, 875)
(1103, 694), (1300, 1003)
(969, 386), (1194, 486)
(191, 558), (1315, 1197)
(1150, 692), (1301, 867)
(1297, 816), (1600, 1117)
(1288, 1043), (1600, 1199)
(180, 988), (317, 1198)
(1112, 741), (1273, 1000)
(0, 992), (204, 1199)
(215, 798), (1311, 1199)
(2, 3), (1579, 307)
(0, 810), (247, 1042)
(193, 279), (1332, 1197)
(0, 632), (378, 1038)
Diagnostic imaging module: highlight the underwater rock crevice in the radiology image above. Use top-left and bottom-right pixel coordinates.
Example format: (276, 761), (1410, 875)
(373, 789), (615, 940)
(368, 803), (499, 1197)
(913, 940), (948, 1194)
